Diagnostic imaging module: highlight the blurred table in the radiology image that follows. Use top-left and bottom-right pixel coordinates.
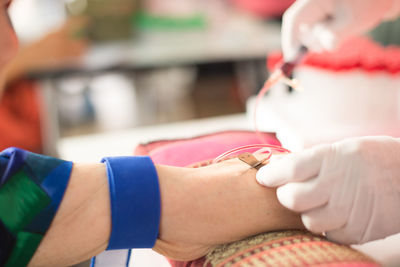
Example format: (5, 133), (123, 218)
(39, 16), (281, 156)
(83, 19), (281, 71)
(34, 16), (281, 76)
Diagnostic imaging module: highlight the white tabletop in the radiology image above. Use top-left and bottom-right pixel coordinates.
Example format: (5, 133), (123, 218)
(58, 113), (250, 162)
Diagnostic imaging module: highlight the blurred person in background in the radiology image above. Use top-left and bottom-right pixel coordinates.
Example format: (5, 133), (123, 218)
(0, 17), (87, 153)
(0, 2), (305, 267)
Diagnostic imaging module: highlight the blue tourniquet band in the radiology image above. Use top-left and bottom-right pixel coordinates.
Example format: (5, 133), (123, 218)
(101, 156), (160, 250)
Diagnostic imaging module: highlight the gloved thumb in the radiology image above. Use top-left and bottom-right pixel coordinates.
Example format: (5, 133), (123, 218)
(256, 157), (290, 187)
(256, 145), (327, 187)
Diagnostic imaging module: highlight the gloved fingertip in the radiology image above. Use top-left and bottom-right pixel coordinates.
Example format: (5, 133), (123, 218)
(301, 213), (323, 234)
(325, 231), (354, 245)
(256, 165), (280, 187)
(276, 184), (299, 210)
(282, 47), (301, 62)
(256, 166), (270, 186)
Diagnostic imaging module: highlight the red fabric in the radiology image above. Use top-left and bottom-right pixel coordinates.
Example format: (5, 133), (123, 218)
(134, 130), (281, 167)
(268, 37), (400, 74)
(0, 80), (42, 153)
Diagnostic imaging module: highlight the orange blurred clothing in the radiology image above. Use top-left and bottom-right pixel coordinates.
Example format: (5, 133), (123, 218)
(0, 80), (42, 153)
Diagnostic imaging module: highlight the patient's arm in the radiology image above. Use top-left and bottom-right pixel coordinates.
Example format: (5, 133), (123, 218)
(29, 156), (302, 266)
(154, 157), (304, 260)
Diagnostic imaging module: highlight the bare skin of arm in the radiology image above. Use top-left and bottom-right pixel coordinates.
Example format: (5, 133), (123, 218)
(155, 158), (303, 260)
(28, 163), (111, 267)
(29, 158), (303, 266)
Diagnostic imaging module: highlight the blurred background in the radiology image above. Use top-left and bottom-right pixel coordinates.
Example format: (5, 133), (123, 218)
(5, 0), (399, 157)
(2, 0), (295, 156)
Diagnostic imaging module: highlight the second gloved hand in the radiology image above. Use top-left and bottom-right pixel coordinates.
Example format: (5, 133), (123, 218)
(256, 136), (400, 244)
(282, 0), (400, 61)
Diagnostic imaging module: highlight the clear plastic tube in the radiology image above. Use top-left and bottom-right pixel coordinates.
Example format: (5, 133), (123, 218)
(212, 143), (290, 164)
(213, 50), (307, 164)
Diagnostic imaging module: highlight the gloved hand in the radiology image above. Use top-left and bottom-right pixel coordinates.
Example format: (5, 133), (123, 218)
(256, 136), (400, 244)
(282, 0), (400, 61)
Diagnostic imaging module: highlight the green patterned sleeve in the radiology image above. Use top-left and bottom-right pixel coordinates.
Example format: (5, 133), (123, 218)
(0, 147), (73, 267)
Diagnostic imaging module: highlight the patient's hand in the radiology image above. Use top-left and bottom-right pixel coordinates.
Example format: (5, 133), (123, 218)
(154, 157), (304, 260)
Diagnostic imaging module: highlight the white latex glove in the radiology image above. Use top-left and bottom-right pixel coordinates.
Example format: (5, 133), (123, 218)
(282, 0), (400, 61)
(256, 136), (400, 244)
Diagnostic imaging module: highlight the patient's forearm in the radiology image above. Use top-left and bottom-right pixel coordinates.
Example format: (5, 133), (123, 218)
(156, 158), (303, 260)
(202, 163), (303, 243)
(29, 158), (302, 266)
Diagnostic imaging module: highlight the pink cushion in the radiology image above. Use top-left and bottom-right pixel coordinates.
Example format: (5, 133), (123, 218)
(134, 130), (280, 167)
(231, 0), (294, 18)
